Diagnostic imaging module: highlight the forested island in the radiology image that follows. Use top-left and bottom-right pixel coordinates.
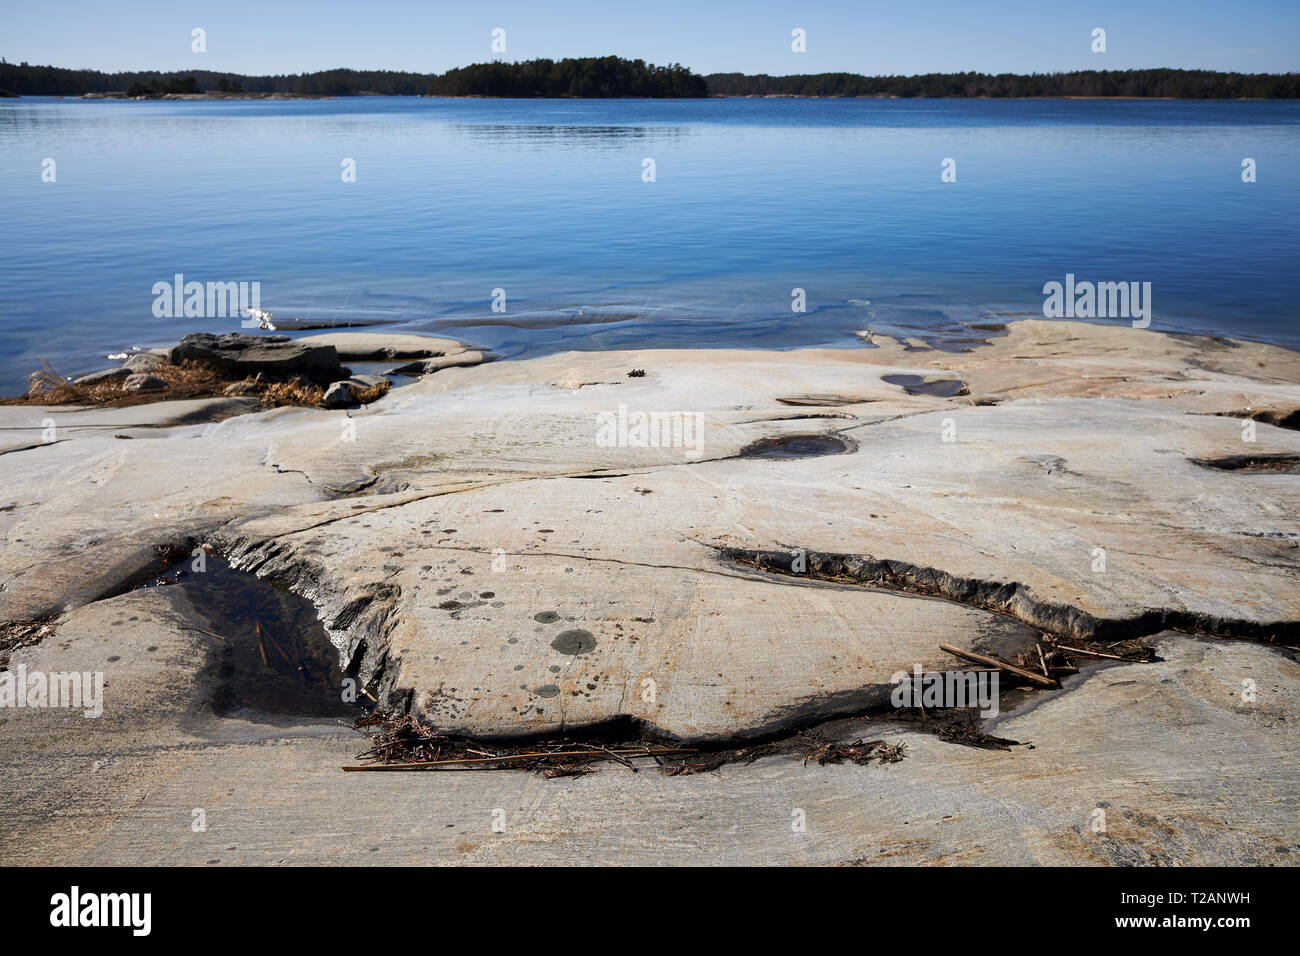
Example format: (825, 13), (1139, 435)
(1, 56), (1296, 99)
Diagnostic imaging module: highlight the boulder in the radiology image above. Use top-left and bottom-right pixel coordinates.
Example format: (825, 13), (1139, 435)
(73, 367), (131, 387)
(122, 374), (167, 393)
(123, 352), (168, 372)
(170, 333), (343, 385)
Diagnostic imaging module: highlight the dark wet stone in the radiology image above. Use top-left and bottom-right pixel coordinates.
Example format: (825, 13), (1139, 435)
(170, 332), (344, 386)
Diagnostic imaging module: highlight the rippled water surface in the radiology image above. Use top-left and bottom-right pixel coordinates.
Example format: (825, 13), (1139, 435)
(1, 96), (1297, 389)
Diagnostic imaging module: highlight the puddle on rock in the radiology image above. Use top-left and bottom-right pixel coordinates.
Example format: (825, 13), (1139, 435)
(145, 556), (357, 720)
(1190, 453), (1300, 474)
(739, 434), (854, 459)
(882, 374), (968, 398)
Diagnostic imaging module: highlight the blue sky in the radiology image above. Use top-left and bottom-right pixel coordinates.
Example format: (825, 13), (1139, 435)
(2, 0), (1297, 75)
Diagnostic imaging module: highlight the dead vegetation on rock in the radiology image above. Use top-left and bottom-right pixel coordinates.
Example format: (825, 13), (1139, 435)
(802, 738), (907, 766)
(4, 356), (390, 410)
(0, 617), (58, 671)
(345, 711), (916, 777)
(8, 358), (230, 407)
(344, 712), (698, 776)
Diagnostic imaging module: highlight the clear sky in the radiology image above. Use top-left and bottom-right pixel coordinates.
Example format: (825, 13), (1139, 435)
(2, 0), (1297, 76)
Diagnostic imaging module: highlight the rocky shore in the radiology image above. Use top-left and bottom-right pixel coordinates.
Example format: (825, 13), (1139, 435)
(1, 320), (1297, 864)
(12, 331), (497, 411)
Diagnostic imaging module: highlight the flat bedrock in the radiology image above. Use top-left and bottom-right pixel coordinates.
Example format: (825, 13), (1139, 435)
(1, 319), (1297, 741)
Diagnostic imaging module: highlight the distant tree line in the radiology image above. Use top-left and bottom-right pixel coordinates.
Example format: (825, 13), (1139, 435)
(0, 57), (703, 97)
(0, 58), (1296, 99)
(0, 61), (437, 96)
(703, 69), (1300, 99)
(431, 57), (706, 97)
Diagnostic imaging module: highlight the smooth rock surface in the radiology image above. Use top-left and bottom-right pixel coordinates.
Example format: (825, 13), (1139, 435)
(2, 319), (1298, 864)
(387, 350), (498, 376)
(2, 319), (1297, 748)
(0, 589), (1293, 865)
(294, 332), (470, 361)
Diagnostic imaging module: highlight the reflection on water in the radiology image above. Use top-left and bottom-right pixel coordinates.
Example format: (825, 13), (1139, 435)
(150, 556), (357, 721)
(449, 122), (688, 147)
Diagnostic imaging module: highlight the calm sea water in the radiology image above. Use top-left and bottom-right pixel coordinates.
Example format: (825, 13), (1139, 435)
(1, 96), (1297, 391)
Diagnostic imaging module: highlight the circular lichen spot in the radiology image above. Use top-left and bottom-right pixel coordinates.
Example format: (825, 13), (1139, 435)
(550, 629), (597, 655)
(533, 611), (559, 623)
(535, 684), (561, 698)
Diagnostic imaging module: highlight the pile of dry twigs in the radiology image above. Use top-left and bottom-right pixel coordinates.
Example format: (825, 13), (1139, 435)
(345, 712), (698, 778)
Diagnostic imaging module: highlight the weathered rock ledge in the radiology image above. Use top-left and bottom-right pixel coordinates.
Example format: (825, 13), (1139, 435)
(3, 319), (1296, 734)
(1, 319), (1297, 863)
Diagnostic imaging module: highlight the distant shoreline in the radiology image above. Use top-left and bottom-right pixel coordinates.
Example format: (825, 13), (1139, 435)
(4, 58), (1297, 100)
(78, 91), (337, 100)
(58, 93), (1298, 102)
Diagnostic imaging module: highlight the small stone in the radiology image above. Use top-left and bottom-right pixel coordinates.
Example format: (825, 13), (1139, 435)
(322, 381), (359, 408)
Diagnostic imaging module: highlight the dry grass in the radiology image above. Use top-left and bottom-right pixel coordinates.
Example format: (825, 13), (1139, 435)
(5, 358), (229, 408)
(351, 380), (391, 404)
(259, 379), (325, 408)
(0, 616), (58, 670)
